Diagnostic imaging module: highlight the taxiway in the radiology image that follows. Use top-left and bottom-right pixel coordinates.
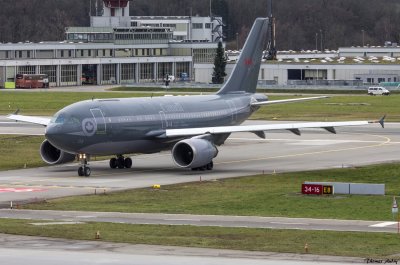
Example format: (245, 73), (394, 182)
(0, 118), (398, 208)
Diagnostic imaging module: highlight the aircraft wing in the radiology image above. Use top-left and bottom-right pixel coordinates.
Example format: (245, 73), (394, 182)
(165, 118), (385, 138)
(7, 114), (51, 126)
(251, 96), (329, 106)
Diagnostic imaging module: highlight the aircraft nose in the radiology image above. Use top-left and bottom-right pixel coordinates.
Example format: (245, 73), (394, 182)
(45, 124), (63, 144)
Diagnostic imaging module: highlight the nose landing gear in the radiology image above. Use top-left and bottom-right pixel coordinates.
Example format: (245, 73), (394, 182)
(77, 154), (91, 177)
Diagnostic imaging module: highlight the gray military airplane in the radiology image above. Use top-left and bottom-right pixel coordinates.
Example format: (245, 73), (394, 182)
(8, 17), (384, 176)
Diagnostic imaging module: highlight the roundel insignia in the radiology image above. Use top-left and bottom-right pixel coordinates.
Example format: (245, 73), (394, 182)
(82, 118), (97, 136)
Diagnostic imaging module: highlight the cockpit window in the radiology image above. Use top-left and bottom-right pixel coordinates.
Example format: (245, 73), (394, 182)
(66, 116), (80, 125)
(50, 113), (65, 124)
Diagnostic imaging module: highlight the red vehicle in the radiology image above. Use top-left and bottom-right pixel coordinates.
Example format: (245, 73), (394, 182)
(15, 74), (49, 88)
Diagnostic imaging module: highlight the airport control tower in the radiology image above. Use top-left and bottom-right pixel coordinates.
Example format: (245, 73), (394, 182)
(101, 0), (131, 17)
(91, 0), (133, 27)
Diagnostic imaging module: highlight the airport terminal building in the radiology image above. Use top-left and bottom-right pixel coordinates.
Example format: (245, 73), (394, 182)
(0, 0), (223, 88)
(1, 0), (400, 88)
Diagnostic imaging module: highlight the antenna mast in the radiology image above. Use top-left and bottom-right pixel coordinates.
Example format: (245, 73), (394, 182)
(265, 0), (277, 60)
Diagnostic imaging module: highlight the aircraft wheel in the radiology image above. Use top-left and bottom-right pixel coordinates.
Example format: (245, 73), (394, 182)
(84, 167), (91, 177)
(110, 158), (117, 169)
(206, 161), (214, 170)
(124, 157), (132, 168)
(78, 166), (84, 176)
(117, 157), (125, 169)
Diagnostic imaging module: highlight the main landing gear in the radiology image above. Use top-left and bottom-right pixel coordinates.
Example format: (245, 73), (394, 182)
(191, 161), (214, 171)
(77, 154), (91, 177)
(109, 155), (132, 169)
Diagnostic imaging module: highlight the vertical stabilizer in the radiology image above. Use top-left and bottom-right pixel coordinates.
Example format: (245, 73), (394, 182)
(217, 18), (269, 95)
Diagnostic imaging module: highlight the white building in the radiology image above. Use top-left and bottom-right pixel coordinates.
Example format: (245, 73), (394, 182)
(0, 0), (223, 87)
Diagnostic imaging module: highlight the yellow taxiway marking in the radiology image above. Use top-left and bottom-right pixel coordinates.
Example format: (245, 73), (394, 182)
(217, 133), (391, 166)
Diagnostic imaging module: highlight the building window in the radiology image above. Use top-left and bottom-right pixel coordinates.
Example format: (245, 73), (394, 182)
(192, 23), (203, 29)
(88, 50), (92, 57)
(121, 63), (135, 83)
(61, 50), (64, 57)
(205, 23), (212, 29)
(102, 64), (117, 84)
(40, 65), (57, 83)
(61, 65), (77, 85)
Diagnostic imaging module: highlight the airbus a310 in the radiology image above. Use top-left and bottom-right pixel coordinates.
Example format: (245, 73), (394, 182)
(8, 17), (384, 176)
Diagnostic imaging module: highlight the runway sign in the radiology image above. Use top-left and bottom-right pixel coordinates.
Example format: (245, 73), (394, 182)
(0, 188), (46, 193)
(302, 184), (333, 195)
(302, 184), (323, 195)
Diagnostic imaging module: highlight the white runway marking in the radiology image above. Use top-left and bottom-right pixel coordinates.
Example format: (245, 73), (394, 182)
(369, 222), (397, 227)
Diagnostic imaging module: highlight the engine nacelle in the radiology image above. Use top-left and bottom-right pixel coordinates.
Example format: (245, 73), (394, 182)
(40, 140), (76, 165)
(172, 138), (218, 168)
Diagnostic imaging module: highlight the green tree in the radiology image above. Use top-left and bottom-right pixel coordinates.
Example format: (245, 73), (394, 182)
(212, 41), (227, 84)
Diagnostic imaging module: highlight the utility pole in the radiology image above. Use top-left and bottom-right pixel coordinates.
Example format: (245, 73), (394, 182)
(265, 0), (277, 60)
(320, 29), (323, 51)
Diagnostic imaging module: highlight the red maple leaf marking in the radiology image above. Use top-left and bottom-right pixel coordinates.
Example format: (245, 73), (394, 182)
(244, 58), (253, 66)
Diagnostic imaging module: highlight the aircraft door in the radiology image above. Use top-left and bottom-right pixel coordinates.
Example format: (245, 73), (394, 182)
(227, 100), (237, 123)
(159, 111), (168, 129)
(90, 108), (107, 134)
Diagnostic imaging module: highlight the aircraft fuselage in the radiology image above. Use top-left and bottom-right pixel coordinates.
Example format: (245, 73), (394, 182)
(45, 93), (266, 155)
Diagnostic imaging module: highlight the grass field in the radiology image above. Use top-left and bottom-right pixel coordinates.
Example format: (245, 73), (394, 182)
(0, 135), (45, 170)
(1, 90), (400, 121)
(0, 91), (154, 115)
(0, 219), (398, 258)
(24, 163), (400, 221)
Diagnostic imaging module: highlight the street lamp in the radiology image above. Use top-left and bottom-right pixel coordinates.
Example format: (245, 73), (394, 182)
(315, 33), (318, 51)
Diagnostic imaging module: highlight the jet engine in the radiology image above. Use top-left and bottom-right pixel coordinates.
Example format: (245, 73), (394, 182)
(172, 138), (218, 169)
(40, 140), (76, 165)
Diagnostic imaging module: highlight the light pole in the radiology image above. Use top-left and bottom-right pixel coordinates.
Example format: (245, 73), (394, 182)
(361, 29), (365, 47)
(315, 33), (318, 51)
(320, 29), (323, 51)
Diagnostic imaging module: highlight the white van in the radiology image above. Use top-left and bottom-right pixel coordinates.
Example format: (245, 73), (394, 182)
(367, 86), (390, 96)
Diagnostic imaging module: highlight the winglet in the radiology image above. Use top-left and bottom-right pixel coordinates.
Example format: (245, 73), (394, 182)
(379, 115), (386, 128)
(13, 109), (20, 115)
(369, 115), (386, 128)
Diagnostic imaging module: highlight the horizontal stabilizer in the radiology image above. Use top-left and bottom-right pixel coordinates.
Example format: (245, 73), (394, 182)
(251, 96), (329, 106)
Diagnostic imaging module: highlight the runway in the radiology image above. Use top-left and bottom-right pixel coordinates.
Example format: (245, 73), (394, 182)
(1, 209), (399, 234)
(0, 117), (398, 208)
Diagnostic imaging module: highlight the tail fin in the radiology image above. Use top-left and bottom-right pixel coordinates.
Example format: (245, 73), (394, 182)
(217, 18), (269, 95)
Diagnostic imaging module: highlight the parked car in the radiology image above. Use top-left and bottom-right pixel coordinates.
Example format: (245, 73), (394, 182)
(367, 86), (390, 96)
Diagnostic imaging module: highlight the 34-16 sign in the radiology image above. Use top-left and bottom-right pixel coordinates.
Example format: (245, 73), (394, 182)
(302, 184), (333, 195)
